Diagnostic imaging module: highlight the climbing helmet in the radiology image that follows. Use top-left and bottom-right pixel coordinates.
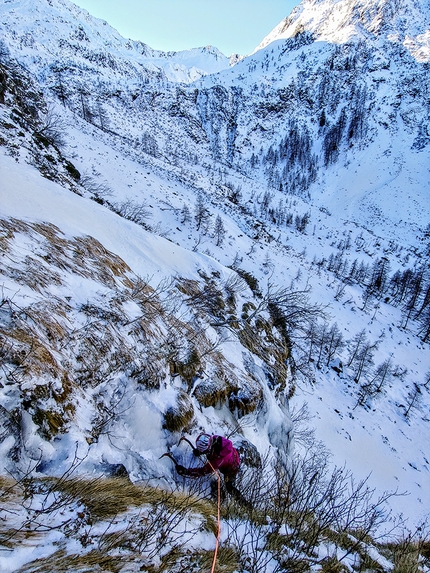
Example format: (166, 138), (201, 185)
(195, 433), (212, 453)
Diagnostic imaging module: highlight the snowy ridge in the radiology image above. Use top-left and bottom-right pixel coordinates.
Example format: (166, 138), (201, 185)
(254, 0), (430, 60)
(0, 0), (231, 83)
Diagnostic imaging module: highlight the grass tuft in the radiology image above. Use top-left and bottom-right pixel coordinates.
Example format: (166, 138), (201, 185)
(15, 548), (125, 573)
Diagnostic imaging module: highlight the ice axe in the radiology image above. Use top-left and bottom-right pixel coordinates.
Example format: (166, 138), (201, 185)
(178, 436), (195, 449)
(159, 452), (178, 466)
(159, 452), (186, 475)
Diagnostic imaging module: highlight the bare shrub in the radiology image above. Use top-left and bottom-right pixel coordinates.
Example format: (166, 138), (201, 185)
(36, 105), (67, 149)
(114, 198), (152, 227)
(79, 173), (113, 198)
(223, 441), (398, 573)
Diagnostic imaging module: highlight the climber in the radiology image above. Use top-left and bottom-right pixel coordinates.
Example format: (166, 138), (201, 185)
(176, 433), (240, 479)
(176, 433), (249, 507)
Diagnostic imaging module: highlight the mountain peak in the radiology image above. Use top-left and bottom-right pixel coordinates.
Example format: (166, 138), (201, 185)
(254, 0), (430, 60)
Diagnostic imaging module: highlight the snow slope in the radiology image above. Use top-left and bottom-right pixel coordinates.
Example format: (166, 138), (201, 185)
(0, 154), (207, 280)
(0, 146), (292, 496)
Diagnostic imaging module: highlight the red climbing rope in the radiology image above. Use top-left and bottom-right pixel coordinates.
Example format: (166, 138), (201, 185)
(208, 462), (221, 573)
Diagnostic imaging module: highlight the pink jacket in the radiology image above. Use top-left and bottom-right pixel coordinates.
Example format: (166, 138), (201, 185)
(187, 436), (240, 478)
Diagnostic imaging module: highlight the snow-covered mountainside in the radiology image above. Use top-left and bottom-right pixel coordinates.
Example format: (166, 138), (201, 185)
(0, 0), (430, 570)
(0, 0), (231, 83)
(255, 0), (430, 60)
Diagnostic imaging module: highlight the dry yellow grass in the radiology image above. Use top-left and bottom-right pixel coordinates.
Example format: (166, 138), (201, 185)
(14, 548), (126, 573)
(47, 476), (217, 530)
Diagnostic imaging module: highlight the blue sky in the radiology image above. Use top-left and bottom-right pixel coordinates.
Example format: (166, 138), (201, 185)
(71, 0), (299, 55)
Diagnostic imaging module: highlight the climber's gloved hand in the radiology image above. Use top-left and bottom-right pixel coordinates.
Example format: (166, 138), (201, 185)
(176, 464), (187, 476)
(193, 448), (203, 457)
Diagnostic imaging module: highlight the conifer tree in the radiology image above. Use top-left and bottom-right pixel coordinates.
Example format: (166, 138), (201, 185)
(194, 194), (210, 233)
(213, 214), (226, 247)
